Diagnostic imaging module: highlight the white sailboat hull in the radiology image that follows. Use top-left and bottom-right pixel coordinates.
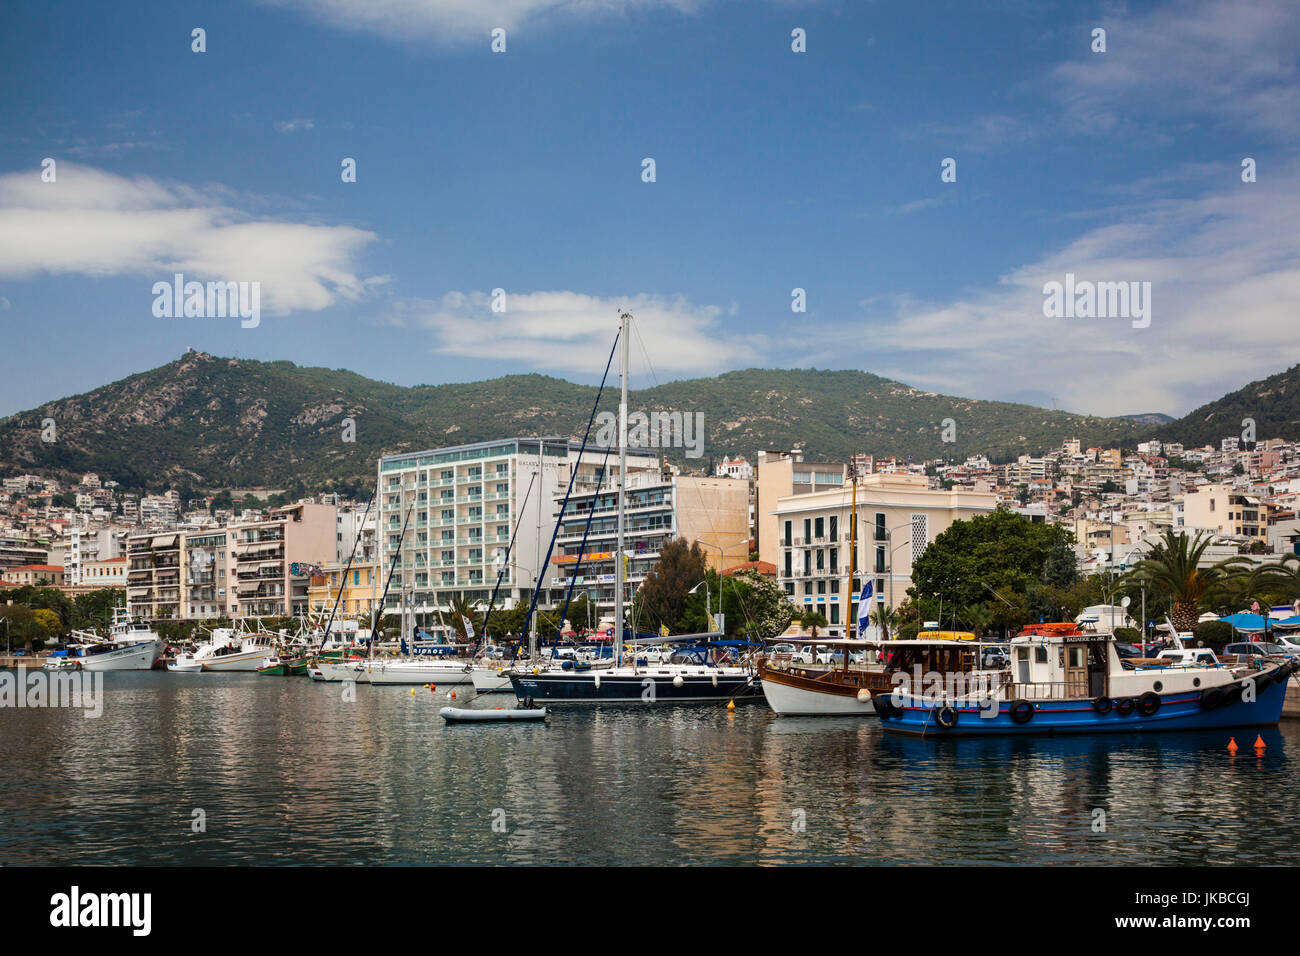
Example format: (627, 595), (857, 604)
(362, 659), (474, 685)
(470, 667), (515, 693)
(310, 659), (370, 682)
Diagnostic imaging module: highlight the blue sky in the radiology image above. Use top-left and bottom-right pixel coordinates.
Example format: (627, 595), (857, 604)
(2, 0), (1299, 420)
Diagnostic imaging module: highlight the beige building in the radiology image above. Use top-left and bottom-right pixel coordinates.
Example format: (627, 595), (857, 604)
(771, 472), (997, 634)
(755, 449), (845, 566)
(1180, 484), (1267, 541)
(1, 564), (66, 587)
(230, 503), (338, 618)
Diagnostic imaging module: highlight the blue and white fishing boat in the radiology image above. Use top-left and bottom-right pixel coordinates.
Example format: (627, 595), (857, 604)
(873, 624), (1297, 737)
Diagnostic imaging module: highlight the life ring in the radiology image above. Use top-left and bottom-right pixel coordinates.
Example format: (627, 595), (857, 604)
(1115, 698), (1136, 716)
(1010, 700), (1034, 724)
(1199, 687), (1222, 710)
(935, 705), (958, 729)
(1137, 691), (1161, 717)
(1091, 696), (1112, 714)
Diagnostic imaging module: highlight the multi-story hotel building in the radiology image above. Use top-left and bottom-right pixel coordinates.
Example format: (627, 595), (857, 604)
(551, 472), (750, 617)
(376, 437), (660, 625)
(772, 472), (997, 635)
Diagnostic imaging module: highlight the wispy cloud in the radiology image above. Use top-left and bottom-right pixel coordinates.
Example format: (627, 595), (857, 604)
(275, 118), (316, 133)
(833, 162), (1300, 417)
(1052, 0), (1300, 139)
(263, 0), (751, 44)
(393, 289), (760, 376)
(0, 163), (379, 314)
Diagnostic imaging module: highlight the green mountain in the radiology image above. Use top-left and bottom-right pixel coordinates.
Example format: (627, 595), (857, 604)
(0, 351), (1285, 494)
(1154, 364), (1300, 448)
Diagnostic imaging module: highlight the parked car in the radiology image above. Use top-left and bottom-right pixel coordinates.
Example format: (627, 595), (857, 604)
(794, 644), (833, 665)
(1270, 634), (1300, 654)
(981, 646), (1010, 668)
(1156, 648), (1220, 666)
(1114, 643), (1143, 659)
(1223, 642), (1291, 657)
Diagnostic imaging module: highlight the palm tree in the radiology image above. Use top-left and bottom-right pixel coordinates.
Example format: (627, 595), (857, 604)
(1207, 558), (1291, 613)
(445, 594), (481, 641)
(800, 610), (828, 638)
(959, 603), (994, 638)
(868, 604), (898, 641)
(1123, 530), (1241, 633)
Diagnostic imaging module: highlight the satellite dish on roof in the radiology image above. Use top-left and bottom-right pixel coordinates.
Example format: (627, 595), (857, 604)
(1120, 596), (1131, 609)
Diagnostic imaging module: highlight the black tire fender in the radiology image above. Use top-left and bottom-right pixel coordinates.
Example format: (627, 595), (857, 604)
(1199, 687), (1222, 710)
(1137, 691), (1161, 717)
(1010, 699), (1034, 724)
(1092, 696), (1112, 714)
(1115, 697), (1136, 716)
(935, 705), (958, 729)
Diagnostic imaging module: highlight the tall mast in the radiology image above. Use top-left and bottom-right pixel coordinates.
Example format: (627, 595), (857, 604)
(615, 311), (630, 666)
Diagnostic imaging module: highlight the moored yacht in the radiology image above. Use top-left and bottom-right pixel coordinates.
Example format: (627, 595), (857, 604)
(178, 627), (279, 672)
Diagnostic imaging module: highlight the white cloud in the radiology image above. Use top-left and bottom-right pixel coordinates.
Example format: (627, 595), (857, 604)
(275, 118), (316, 133)
(397, 289), (761, 376)
(842, 163), (1300, 417)
(263, 0), (715, 43)
(1054, 0), (1300, 139)
(0, 163), (378, 315)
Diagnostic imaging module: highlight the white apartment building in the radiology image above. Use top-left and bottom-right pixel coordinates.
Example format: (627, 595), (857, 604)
(376, 437), (659, 626)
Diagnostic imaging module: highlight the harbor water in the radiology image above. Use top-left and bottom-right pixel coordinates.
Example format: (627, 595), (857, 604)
(3, 671), (1299, 866)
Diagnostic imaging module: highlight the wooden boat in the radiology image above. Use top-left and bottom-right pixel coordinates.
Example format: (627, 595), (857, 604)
(874, 624), (1299, 736)
(760, 640), (893, 715)
(440, 705), (547, 723)
(257, 658), (287, 676)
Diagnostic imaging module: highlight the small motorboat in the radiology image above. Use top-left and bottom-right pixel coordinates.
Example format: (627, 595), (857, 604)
(168, 654), (204, 673)
(257, 658), (287, 676)
(439, 706), (548, 723)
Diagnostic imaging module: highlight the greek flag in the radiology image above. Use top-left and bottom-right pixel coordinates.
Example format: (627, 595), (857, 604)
(856, 580), (874, 638)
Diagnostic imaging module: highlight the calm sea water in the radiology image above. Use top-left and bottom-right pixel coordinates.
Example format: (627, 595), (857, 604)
(2, 671), (1299, 866)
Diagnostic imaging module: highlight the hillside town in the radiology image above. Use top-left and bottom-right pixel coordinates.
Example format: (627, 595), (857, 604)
(2, 429), (1297, 638)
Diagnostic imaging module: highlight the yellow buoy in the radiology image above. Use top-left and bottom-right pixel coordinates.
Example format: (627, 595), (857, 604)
(410, 688), (415, 695)
(727, 700), (735, 712)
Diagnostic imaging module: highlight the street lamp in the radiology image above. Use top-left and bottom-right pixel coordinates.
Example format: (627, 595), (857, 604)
(689, 579), (711, 630)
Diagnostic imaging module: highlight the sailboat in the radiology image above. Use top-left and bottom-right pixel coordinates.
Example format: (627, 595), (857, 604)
(508, 312), (761, 706)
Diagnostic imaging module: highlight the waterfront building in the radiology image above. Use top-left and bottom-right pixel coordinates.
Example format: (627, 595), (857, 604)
(228, 503), (337, 618)
(0, 536), (49, 571)
(183, 530), (234, 618)
(551, 472), (750, 617)
(376, 438), (659, 626)
(126, 531), (183, 618)
(771, 472), (997, 634)
(307, 560), (379, 620)
(754, 449), (845, 567)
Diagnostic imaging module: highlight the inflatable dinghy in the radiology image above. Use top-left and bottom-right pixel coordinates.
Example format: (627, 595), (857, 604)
(439, 706), (547, 723)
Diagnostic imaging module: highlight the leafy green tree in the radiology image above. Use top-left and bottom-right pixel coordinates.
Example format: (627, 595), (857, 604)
(630, 538), (707, 635)
(908, 508), (1072, 636)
